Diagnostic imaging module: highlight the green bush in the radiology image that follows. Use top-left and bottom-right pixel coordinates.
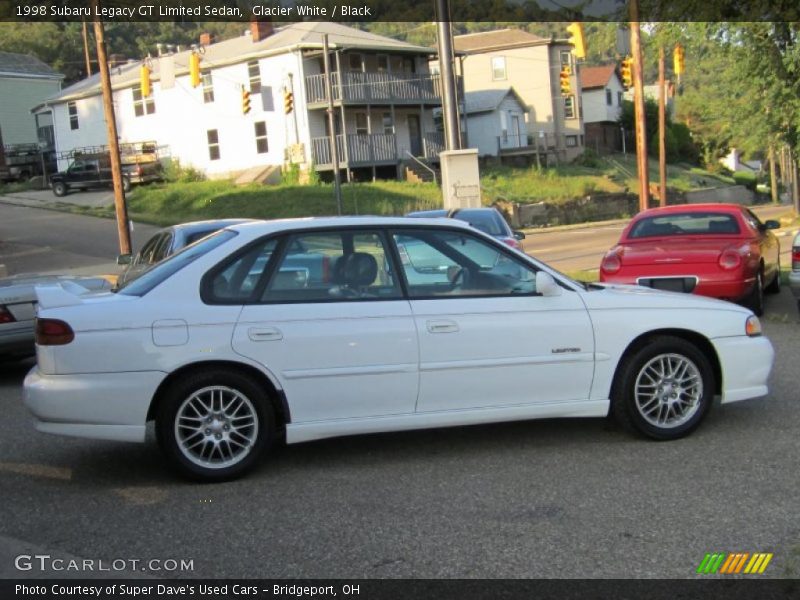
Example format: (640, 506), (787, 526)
(161, 159), (206, 183)
(732, 171), (757, 191)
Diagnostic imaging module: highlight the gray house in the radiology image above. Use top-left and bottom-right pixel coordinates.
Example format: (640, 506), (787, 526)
(462, 88), (528, 157)
(0, 52), (63, 146)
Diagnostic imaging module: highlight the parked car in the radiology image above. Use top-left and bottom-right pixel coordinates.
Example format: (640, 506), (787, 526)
(50, 155), (162, 197)
(407, 207), (526, 249)
(789, 231), (800, 312)
(0, 274), (112, 360)
(599, 204), (781, 315)
(25, 217), (774, 481)
(116, 219), (255, 288)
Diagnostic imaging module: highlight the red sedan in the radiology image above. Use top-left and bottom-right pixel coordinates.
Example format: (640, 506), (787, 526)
(599, 203), (781, 315)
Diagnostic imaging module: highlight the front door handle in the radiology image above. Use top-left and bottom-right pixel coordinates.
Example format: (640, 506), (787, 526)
(248, 327), (283, 342)
(426, 320), (459, 334)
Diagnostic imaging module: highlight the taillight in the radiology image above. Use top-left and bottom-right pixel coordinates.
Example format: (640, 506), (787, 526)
(0, 305), (15, 324)
(35, 318), (74, 346)
(719, 248), (742, 270)
(502, 237), (520, 249)
(792, 246), (800, 271)
(601, 249), (622, 274)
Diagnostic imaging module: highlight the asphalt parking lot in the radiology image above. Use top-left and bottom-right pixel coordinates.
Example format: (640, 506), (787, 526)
(0, 284), (798, 579)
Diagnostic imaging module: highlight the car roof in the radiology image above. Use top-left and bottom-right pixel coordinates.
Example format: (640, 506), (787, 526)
(226, 216), (475, 236)
(164, 219), (258, 235)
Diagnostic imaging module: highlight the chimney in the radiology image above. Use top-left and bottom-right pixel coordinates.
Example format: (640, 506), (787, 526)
(250, 20), (273, 43)
(199, 32), (215, 47)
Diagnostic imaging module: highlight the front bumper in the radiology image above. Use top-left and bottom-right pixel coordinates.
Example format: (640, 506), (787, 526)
(713, 335), (774, 404)
(23, 368), (165, 442)
(788, 271), (800, 299)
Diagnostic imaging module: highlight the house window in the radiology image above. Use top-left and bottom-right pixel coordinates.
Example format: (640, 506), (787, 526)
(618, 91), (624, 106)
(500, 111), (508, 141)
(560, 51), (572, 68)
(377, 55), (389, 72)
(248, 60), (261, 94)
(348, 53), (363, 71)
(68, 102), (79, 130)
(254, 121), (268, 154)
(382, 113), (393, 135)
(566, 135), (578, 147)
(207, 129), (220, 160)
(133, 85), (155, 117)
(564, 95), (577, 119)
(606, 89), (613, 106)
(355, 113), (368, 135)
(491, 56), (507, 80)
(202, 72), (214, 103)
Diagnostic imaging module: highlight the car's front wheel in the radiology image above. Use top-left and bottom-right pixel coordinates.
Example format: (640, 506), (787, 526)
(52, 182), (67, 197)
(612, 336), (715, 440)
(156, 369), (274, 482)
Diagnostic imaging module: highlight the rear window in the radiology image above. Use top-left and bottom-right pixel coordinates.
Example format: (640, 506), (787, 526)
(118, 230), (237, 296)
(628, 212), (741, 238)
(452, 210), (507, 236)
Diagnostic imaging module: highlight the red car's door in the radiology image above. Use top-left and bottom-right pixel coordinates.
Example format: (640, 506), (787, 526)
(743, 208), (780, 281)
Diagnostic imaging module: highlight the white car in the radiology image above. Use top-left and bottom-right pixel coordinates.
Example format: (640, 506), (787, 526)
(24, 218), (774, 481)
(790, 231), (800, 312)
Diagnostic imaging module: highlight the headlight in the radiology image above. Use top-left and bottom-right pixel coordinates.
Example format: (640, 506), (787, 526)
(745, 315), (762, 337)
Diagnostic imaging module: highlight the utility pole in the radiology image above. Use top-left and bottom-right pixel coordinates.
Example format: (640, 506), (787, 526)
(658, 46), (667, 207)
(81, 20), (93, 77)
(93, 7), (131, 254)
(629, 0), (650, 212)
(322, 34), (343, 215)
(436, 0), (460, 150)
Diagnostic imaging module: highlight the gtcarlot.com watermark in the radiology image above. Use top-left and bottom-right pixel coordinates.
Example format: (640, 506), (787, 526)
(14, 554), (194, 573)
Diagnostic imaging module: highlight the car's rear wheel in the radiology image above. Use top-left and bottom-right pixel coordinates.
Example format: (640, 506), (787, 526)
(612, 336), (715, 440)
(52, 182), (67, 197)
(156, 369), (274, 482)
(764, 260), (781, 294)
(744, 271), (764, 315)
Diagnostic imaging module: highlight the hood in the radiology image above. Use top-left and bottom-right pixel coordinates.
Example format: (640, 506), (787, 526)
(582, 282), (751, 314)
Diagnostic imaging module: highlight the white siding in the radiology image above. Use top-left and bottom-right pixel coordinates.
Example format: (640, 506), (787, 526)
(465, 94), (527, 157)
(582, 76), (624, 124)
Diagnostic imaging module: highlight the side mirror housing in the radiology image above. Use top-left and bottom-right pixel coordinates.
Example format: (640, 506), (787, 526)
(513, 230), (526, 241)
(536, 271), (562, 297)
(763, 219), (780, 230)
(116, 254), (132, 265)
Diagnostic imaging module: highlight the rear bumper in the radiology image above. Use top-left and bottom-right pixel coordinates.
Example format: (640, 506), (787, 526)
(713, 335), (774, 404)
(23, 368), (165, 442)
(603, 269), (754, 301)
(789, 271), (800, 299)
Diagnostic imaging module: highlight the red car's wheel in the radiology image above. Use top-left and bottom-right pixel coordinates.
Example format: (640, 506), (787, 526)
(744, 271), (764, 316)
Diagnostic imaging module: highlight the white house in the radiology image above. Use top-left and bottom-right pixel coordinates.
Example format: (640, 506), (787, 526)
(452, 29), (584, 162)
(720, 148), (762, 173)
(34, 22), (444, 181)
(0, 51), (63, 146)
(579, 64), (624, 153)
(462, 88), (528, 157)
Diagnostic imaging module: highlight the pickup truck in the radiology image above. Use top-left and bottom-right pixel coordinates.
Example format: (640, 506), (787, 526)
(50, 156), (162, 196)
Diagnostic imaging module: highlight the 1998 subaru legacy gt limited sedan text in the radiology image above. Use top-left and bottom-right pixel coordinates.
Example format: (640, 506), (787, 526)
(24, 218), (774, 481)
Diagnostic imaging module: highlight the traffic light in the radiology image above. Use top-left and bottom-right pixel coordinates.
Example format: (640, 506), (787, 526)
(566, 22), (586, 60)
(673, 44), (685, 75)
(284, 89), (293, 114)
(559, 66), (571, 96)
(620, 56), (633, 90)
(189, 52), (201, 88)
(242, 89), (251, 115)
(140, 65), (151, 98)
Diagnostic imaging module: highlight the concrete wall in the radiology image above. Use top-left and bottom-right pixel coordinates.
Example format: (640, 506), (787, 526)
(0, 76), (61, 145)
(684, 185), (755, 206)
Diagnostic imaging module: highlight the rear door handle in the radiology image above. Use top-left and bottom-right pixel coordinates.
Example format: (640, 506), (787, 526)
(248, 327), (283, 342)
(426, 320), (459, 334)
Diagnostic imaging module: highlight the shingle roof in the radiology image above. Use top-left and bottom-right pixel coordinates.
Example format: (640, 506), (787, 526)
(463, 88), (526, 115)
(454, 29), (551, 53)
(0, 51), (61, 79)
(41, 22), (434, 105)
(579, 65), (618, 90)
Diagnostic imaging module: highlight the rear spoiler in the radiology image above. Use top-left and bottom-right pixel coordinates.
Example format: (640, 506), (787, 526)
(35, 282), (98, 310)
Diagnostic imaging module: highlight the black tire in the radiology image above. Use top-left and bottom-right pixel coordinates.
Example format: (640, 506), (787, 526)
(764, 260), (781, 294)
(52, 182), (67, 197)
(156, 369), (274, 482)
(744, 271), (764, 315)
(122, 177), (132, 193)
(612, 335), (715, 440)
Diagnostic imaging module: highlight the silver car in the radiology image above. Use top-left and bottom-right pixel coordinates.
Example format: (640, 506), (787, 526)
(0, 274), (112, 360)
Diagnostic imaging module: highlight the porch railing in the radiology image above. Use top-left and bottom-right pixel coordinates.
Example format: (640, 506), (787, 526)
(311, 133), (398, 167)
(305, 72), (443, 105)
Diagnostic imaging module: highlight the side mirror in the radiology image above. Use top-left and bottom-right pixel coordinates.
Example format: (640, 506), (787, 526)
(763, 219), (780, 230)
(536, 271), (562, 297)
(513, 230), (526, 241)
(116, 253), (132, 265)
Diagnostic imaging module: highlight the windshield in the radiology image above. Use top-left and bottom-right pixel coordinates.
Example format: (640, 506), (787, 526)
(118, 230), (237, 296)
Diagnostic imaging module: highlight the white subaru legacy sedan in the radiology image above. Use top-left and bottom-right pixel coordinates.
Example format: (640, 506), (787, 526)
(24, 218), (774, 481)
